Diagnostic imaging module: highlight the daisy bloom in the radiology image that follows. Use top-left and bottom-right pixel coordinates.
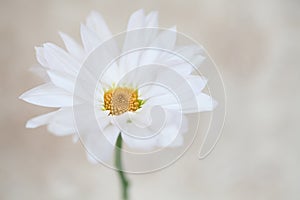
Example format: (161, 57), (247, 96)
(20, 9), (217, 165)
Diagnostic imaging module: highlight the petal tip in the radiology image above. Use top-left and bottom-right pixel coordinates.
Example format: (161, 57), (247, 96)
(25, 120), (36, 128)
(19, 92), (27, 100)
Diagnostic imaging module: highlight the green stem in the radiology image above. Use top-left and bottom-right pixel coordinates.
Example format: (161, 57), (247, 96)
(115, 133), (130, 200)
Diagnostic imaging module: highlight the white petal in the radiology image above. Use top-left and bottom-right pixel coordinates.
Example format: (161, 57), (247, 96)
(159, 45), (205, 75)
(100, 62), (121, 86)
(119, 9), (146, 72)
(185, 75), (208, 94)
(47, 70), (75, 93)
(19, 83), (73, 107)
(176, 93), (217, 113)
(142, 12), (159, 46)
(194, 93), (218, 112)
(47, 122), (75, 136)
(73, 104), (111, 133)
(159, 55), (195, 75)
(127, 9), (145, 30)
(156, 111), (187, 147)
(50, 107), (76, 126)
(170, 62), (195, 75)
(103, 125), (120, 146)
(84, 127), (119, 162)
(120, 108), (186, 150)
(155, 26), (177, 50)
(35, 47), (48, 67)
(59, 32), (85, 61)
(137, 49), (159, 66)
(26, 110), (58, 128)
(86, 11), (112, 40)
(29, 65), (50, 81)
(122, 131), (158, 150)
(119, 10), (160, 72)
(140, 84), (168, 100)
(117, 64), (159, 89)
(110, 105), (155, 139)
(157, 125), (182, 147)
(95, 111), (111, 131)
(139, 27), (177, 65)
(145, 11), (158, 27)
(43, 43), (80, 76)
(47, 107), (77, 136)
(169, 55), (205, 75)
(80, 24), (101, 53)
(127, 105), (153, 128)
(166, 93), (217, 113)
(26, 107), (77, 136)
(146, 92), (178, 108)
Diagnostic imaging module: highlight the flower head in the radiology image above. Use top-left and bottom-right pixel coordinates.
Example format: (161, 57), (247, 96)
(20, 9), (217, 164)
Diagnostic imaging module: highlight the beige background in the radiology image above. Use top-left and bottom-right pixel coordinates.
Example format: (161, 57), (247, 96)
(1, 0), (300, 199)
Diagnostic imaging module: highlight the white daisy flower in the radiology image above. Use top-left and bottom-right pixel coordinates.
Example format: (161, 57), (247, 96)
(20, 9), (217, 164)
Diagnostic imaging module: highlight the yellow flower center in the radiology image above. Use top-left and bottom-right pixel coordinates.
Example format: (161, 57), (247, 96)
(103, 87), (143, 115)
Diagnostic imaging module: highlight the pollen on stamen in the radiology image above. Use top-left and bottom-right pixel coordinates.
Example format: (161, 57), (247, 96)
(103, 87), (143, 115)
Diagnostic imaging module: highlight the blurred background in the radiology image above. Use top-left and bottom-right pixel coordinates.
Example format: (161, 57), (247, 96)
(1, 0), (300, 199)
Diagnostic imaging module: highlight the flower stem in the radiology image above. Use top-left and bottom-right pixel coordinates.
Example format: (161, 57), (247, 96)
(115, 133), (130, 200)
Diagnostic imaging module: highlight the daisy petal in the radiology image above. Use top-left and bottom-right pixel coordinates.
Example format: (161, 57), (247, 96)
(145, 11), (158, 27)
(47, 107), (77, 136)
(35, 47), (48, 67)
(85, 126), (119, 162)
(139, 26), (177, 65)
(86, 11), (112, 40)
(59, 32), (85, 61)
(185, 75), (208, 93)
(26, 107), (77, 136)
(157, 125), (183, 147)
(26, 110), (58, 128)
(47, 122), (75, 136)
(193, 93), (218, 112)
(122, 131), (158, 150)
(118, 9), (147, 72)
(155, 26), (177, 50)
(43, 43), (80, 76)
(29, 65), (50, 81)
(119, 108), (186, 149)
(47, 70), (76, 93)
(127, 9), (145, 30)
(170, 93), (218, 113)
(19, 83), (73, 107)
(159, 45), (205, 75)
(80, 24), (101, 52)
